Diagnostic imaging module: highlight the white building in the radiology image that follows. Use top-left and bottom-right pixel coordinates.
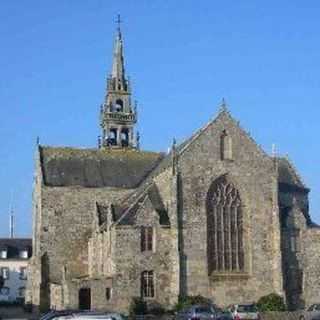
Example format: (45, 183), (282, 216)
(0, 238), (32, 303)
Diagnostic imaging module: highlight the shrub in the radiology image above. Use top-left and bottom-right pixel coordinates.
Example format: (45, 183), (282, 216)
(129, 297), (147, 316)
(174, 295), (213, 312)
(257, 293), (286, 312)
(148, 301), (166, 315)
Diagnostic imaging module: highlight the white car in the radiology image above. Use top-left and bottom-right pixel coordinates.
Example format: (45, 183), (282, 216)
(228, 304), (260, 320)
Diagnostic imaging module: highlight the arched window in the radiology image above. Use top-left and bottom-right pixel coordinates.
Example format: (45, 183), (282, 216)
(115, 99), (124, 112)
(108, 129), (117, 146)
(121, 129), (129, 147)
(207, 176), (244, 274)
(220, 130), (232, 160)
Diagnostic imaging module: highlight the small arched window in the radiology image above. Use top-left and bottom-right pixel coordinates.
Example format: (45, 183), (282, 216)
(207, 176), (244, 274)
(115, 99), (124, 112)
(220, 130), (232, 160)
(108, 129), (117, 146)
(121, 129), (129, 147)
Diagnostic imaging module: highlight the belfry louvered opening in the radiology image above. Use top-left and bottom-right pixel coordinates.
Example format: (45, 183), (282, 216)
(207, 176), (244, 274)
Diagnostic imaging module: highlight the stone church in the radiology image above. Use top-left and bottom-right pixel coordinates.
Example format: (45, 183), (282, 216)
(27, 22), (320, 312)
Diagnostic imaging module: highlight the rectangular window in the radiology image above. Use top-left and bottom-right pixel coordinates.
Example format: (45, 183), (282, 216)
(290, 230), (300, 252)
(20, 250), (28, 259)
(1, 267), (9, 279)
(20, 267), (27, 280)
(141, 271), (154, 298)
(106, 288), (111, 301)
(141, 227), (153, 252)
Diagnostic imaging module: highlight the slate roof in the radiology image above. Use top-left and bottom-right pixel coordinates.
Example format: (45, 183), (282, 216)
(117, 184), (170, 226)
(278, 157), (308, 191)
(0, 238), (32, 259)
(39, 146), (165, 189)
(98, 183), (170, 228)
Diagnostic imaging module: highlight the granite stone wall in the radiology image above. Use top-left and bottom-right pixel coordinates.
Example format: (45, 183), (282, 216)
(176, 112), (283, 306)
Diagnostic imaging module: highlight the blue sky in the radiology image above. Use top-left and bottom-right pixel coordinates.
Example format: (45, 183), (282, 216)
(0, 1), (319, 237)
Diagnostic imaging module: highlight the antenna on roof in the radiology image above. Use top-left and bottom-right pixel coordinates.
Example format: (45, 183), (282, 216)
(9, 190), (14, 239)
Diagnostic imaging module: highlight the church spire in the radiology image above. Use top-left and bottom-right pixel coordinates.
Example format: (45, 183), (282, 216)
(111, 15), (125, 83)
(99, 16), (138, 149)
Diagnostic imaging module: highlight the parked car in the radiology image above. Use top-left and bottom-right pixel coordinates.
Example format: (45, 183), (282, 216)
(300, 304), (320, 320)
(228, 304), (259, 320)
(176, 304), (233, 320)
(39, 310), (125, 320)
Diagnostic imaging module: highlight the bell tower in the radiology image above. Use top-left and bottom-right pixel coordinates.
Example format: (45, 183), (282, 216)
(100, 15), (138, 149)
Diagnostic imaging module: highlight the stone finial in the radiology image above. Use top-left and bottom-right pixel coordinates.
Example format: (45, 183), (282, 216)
(220, 98), (228, 112)
(36, 136), (40, 145)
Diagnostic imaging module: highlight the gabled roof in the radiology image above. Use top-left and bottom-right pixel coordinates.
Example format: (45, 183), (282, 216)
(39, 146), (164, 189)
(99, 183), (170, 228)
(0, 238), (32, 259)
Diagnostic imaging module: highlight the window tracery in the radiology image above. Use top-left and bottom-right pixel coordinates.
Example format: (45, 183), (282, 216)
(207, 176), (244, 274)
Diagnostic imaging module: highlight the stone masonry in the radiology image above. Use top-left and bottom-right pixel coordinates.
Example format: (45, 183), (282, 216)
(26, 22), (320, 313)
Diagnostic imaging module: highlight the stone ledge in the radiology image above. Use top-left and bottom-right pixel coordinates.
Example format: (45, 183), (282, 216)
(209, 272), (250, 281)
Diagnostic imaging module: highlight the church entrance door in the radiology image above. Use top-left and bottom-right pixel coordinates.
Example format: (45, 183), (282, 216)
(79, 288), (91, 310)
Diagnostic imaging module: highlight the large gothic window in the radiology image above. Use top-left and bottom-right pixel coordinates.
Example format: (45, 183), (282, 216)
(207, 176), (244, 274)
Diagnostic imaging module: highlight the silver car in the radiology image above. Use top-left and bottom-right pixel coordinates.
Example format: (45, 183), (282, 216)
(176, 304), (232, 320)
(300, 304), (320, 320)
(39, 311), (125, 320)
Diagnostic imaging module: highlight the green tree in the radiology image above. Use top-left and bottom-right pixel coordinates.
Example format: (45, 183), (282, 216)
(257, 293), (286, 312)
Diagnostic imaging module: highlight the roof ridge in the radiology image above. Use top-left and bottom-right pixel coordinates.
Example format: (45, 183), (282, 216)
(40, 145), (163, 155)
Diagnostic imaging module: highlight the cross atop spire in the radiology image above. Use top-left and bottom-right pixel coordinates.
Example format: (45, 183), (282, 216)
(111, 15), (125, 81)
(116, 14), (122, 33)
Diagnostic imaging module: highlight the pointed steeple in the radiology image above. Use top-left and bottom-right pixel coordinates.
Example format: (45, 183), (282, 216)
(111, 15), (126, 83)
(99, 16), (138, 149)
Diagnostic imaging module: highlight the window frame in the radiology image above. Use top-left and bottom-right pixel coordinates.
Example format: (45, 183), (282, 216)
(105, 287), (112, 301)
(141, 226), (154, 253)
(141, 270), (155, 299)
(20, 266), (27, 280)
